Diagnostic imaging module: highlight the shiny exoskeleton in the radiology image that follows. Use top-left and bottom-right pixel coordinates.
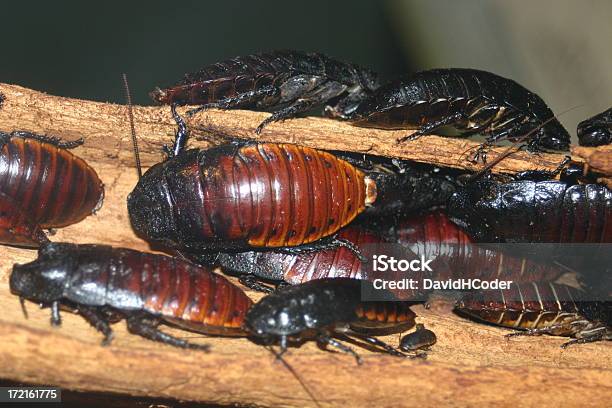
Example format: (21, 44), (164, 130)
(455, 282), (611, 347)
(204, 211), (571, 295)
(329, 68), (570, 151)
(10, 243), (253, 349)
(0, 131), (104, 247)
(448, 179), (612, 243)
(150, 50), (380, 134)
(577, 107), (612, 146)
(244, 278), (418, 363)
(128, 106), (377, 253)
(400, 324), (437, 351)
(198, 225), (420, 299)
(335, 153), (460, 220)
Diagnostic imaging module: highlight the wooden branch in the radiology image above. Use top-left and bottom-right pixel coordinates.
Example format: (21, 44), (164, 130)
(0, 83), (610, 407)
(0, 83), (576, 175)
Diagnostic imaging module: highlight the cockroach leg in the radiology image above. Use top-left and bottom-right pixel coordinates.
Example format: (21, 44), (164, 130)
(126, 314), (210, 352)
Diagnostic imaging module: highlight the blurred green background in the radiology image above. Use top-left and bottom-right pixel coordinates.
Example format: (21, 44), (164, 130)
(1, 0), (610, 136)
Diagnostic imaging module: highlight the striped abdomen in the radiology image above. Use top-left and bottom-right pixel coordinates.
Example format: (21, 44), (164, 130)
(0, 191), (48, 247)
(150, 52), (298, 105)
(395, 211), (568, 282)
(0, 135), (103, 228)
(354, 301), (416, 329)
(164, 143), (376, 248)
(67, 246), (253, 336)
(449, 181), (612, 243)
(456, 283), (588, 335)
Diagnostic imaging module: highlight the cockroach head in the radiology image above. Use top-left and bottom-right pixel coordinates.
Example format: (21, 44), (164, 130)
(10, 243), (71, 302)
(244, 295), (302, 338)
(577, 121), (611, 147)
(127, 162), (179, 246)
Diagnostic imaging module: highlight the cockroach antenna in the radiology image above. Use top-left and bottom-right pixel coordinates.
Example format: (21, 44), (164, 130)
(468, 104), (583, 182)
(267, 346), (321, 408)
(122, 73), (142, 179)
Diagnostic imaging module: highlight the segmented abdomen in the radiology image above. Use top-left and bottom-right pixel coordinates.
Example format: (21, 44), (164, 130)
(456, 283), (585, 334)
(355, 301), (416, 327)
(0, 191), (48, 247)
(0, 136), (103, 228)
(182, 143), (375, 248)
(100, 249), (253, 335)
(151, 51), (305, 105)
(395, 211), (567, 282)
(449, 181), (612, 243)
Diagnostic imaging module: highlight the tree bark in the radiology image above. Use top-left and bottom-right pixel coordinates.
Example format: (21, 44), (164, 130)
(0, 83), (610, 407)
(0, 83), (582, 175)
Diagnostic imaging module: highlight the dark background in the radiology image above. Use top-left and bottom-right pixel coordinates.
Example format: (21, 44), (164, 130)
(1, 1), (410, 104)
(1, 0), (610, 135)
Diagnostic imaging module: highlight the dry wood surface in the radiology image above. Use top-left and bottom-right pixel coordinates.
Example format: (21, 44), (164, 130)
(0, 83), (610, 407)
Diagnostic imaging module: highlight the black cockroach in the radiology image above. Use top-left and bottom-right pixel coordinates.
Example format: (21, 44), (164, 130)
(150, 50), (380, 134)
(244, 277), (418, 363)
(0, 131), (104, 247)
(334, 152), (460, 220)
(195, 211), (570, 298)
(455, 282), (611, 347)
(400, 323), (437, 351)
(447, 178), (612, 243)
(0, 91), (5, 109)
(10, 243), (254, 349)
(329, 68), (570, 152)
(578, 107), (612, 146)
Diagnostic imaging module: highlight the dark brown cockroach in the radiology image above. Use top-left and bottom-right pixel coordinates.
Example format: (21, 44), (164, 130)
(244, 278), (418, 363)
(193, 225), (423, 300)
(127, 105), (377, 253)
(329, 68), (570, 152)
(150, 50), (380, 133)
(577, 107), (611, 146)
(10, 243), (254, 349)
(455, 282), (611, 347)
(448, 178), (612, 243)
(393, 211), (571, 283)
(0, 131), (104, 247)
(400, 323), (437, 351)
(201, 211), (571, 295)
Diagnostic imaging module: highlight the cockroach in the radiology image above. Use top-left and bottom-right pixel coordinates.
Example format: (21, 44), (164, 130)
(329, 68), (570, 151)
(195, 211), (569, 296)
(150, 50), (380, 134)
(393, 211), (571, 283)
(455, 282), (611, 347)
(10, 242), (253, 349)
(0, 91), (5, 109)
(400, 323), (437, 351)
(334, 152), (460, 219)
(189, 225), (420, 298)
(0, 192), (49, 247)
(447, 178), (612, 243)
(244, 277), (418, 363)
(577, 107), (612, 146)
(0, 131), (104, 247)
(127, 105), (378, 254)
